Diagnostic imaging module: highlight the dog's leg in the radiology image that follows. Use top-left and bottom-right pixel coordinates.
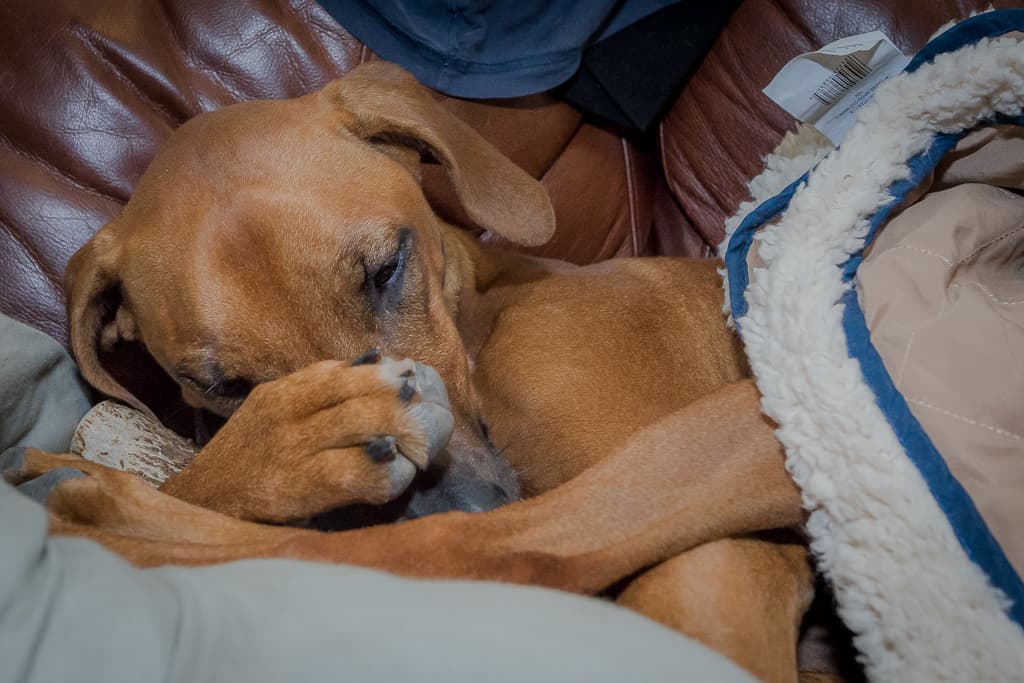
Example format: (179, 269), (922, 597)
(278, 378), (806, 592)
(3, 448), (300, 548)
(473, 378), (805, 592)
(617, 535), (814, 683)
(10, 380), (804, 593)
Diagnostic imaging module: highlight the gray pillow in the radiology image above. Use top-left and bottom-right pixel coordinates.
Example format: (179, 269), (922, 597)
(0, 314), (91, 454)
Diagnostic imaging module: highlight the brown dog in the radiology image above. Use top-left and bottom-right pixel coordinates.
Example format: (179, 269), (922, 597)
(8, 62), (812, 682)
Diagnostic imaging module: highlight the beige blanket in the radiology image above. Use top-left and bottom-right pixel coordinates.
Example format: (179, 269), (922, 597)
(860, 125), (1024, 575)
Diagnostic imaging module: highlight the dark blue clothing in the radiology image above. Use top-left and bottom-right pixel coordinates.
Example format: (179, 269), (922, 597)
(317, 0), (680, 97)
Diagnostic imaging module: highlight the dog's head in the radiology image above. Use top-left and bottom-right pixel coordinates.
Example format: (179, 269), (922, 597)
(64, 62), (555, 520)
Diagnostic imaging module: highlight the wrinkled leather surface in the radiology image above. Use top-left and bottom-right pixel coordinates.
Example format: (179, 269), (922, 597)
(0, 0), (363, 343)
(0, 0), (662, 347)
(1, 0), (999, 351)
(658, 0), (1016, 249)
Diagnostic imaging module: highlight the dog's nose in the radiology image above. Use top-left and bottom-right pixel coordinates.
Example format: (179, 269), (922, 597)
(450, 480), (514, 513)
(406, 476), (515, 518)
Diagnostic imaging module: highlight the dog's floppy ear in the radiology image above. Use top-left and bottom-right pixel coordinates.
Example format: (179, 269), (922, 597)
(323, 61), (556, 247)
(64, 224), (153, 418)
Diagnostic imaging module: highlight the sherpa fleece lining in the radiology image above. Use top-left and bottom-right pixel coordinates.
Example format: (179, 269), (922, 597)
(720, 11), (1024, 683)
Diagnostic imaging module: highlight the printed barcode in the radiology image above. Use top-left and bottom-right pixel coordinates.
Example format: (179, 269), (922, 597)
(812, 55), (871, 105)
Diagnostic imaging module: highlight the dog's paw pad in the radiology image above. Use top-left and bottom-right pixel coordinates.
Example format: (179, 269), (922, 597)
(411, 362), (448, 407)
(407, 402), (454, 463)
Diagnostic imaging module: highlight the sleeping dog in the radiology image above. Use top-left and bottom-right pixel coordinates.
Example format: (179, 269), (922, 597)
(7, 62), (812, 683)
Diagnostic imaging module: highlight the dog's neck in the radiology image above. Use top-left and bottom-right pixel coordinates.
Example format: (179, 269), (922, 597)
(440, 225), (560, 361)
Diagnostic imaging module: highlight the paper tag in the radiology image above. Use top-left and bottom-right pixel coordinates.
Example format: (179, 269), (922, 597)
(764, 31), (911, 145)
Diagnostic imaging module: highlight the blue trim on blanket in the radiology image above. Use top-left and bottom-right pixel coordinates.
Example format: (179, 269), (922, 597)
(838, 132), (958, 282)
(906, 9), (1024, 74)
(842, 291), (1024, 626)
(724, 9), (1024, 624)
(724, 174), (806, 325)
(842, 114), (1024, 283)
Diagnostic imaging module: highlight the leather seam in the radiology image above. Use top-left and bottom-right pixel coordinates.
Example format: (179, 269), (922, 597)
(0, 217), (63, 297)
(0, 137), (123, 206)
(657, 121), (715, 258)
(286, 2), (360, 92)
(73, 24), (180, 126)
(621, 138), (639, 257)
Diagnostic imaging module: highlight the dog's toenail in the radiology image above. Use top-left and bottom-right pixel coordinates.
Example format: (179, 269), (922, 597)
(351, 348), (383, 366)
(398, 376), (416, 403)
(365, 436), (398, 464)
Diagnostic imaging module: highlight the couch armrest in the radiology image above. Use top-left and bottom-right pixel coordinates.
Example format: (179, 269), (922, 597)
(657, 0), (1012, 248)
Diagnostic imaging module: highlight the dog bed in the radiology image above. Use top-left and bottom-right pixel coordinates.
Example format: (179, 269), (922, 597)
(722, 11), (1024, 682)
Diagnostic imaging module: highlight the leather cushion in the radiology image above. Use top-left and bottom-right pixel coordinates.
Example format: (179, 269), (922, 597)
(658, 0), (1016, 249)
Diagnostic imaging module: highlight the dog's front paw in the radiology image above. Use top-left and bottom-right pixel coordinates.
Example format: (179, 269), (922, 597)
(160, 353), (454, 522)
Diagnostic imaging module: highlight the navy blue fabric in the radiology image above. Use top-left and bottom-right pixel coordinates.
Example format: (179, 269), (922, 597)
(317, 0), (680, 98)
(723, 9), (1024, 625)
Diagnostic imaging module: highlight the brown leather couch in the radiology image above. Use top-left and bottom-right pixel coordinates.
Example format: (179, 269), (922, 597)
(1, 0), (1005, 352)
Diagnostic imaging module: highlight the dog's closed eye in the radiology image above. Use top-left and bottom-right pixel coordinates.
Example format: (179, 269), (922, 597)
(373, 253), (400, 290)
(209, 376), (253, 400)
(364, 227), (412, 310)
(177, 369), (252, 401)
